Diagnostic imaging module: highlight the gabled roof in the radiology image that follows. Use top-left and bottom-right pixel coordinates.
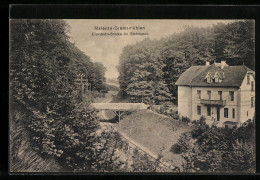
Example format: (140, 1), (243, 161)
(175, 66), (209, 86)
(175, 63), (254, 87)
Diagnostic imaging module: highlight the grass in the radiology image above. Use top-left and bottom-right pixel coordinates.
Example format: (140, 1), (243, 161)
(114, 110), (193, 168)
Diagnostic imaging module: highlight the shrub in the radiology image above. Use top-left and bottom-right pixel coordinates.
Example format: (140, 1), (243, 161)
(171, 132), (193, 154)
(105, 84), (120, 91)
(10, 111), (61, 172)
(181, 116), (190, 124)
(199, 115), (206, 125)
(221, 140), (255, 172)
(159, 105), (167, 114)
(170, 111), (180, 120)
(170, 144), (182, 154)
(91, 90), (106, 99)
(179, 120), (255, 172)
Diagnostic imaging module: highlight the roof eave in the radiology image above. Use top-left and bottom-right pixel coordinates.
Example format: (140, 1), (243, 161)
(189, 85), (240, 88)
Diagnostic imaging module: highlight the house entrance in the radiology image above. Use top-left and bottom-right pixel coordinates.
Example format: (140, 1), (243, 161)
(217, 107), (220, 121)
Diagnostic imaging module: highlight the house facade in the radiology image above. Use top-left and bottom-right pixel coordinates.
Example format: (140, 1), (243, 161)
(175, 61), (255, 128)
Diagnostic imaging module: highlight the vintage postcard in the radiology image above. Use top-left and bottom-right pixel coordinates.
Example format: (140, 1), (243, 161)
(9, 19), (255, 173)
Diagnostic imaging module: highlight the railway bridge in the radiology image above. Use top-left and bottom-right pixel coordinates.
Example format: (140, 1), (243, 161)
(89, 103), (149, 122)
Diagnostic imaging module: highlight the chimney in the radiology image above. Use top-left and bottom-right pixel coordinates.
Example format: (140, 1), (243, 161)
(206, 61), (210, 66)
(221, 60), (227, 69)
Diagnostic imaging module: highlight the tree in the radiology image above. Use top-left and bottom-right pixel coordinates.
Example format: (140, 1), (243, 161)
(118, 38), (172, 104)
(10, 19), (108, 171)
(214, 21), (255, 70)
(179, 121), (255, 172)
(161, 26), (216, 101)
(118, 21), (254, 103)
(91, 62), (107, 92)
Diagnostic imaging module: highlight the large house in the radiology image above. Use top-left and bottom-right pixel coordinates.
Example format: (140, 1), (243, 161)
(175, 61), (255, 128)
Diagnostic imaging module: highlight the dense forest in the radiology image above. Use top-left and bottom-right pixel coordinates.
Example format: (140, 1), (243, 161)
(9, 19), (122, 172)
(118, 20), (254, 103)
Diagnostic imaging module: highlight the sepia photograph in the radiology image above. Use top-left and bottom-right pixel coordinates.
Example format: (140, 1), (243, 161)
(9, 19), (255, 173)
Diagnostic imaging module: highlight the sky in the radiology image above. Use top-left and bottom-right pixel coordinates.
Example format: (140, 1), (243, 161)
(66, 19), (235, 79)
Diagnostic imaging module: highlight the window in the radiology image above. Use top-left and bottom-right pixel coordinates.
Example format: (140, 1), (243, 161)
(224, 108), (228, 118)
(197, 106), (201, 115)
(214, 72), (221, 83)
(197, 90), (201, 99)
(251, 81), (254, 91)
(207, 90), (211, 100)
(247, 111), (248, 117)
(207, 77), (211, 83)
(218, 91), (222, 100)
(229, 91), (234, 101)
(232, 108), (235, 119)
(247, 74), (250, 84)
(207, 106), (211, 116)
(251, 97), (254, 108)
(206, 74), (212, 83)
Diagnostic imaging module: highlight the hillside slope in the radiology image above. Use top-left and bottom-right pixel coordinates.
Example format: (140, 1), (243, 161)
(114, 110), (193, 169)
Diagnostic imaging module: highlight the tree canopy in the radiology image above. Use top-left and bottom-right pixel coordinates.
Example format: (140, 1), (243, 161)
(118, 20), (254, 103)
(10, 19), (108, 171)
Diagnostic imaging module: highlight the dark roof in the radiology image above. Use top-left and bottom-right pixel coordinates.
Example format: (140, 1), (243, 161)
(175, 66), (209, 86)
(175, 63), (254, 87)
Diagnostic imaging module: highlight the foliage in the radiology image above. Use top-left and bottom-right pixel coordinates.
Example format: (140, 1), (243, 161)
(91, 62), (107, 92)
(105, 83), (120, 91)
(9, 19), (109, 172)
(169, 111), (180, 120)
(10, 19), (169, 172)
(171, 132), (193, 154)
(181, 116), (191, 124)
(118, 38), (172, 105)
(199, 115), (206, 125)
(174, 120), (255, 172)
(118, 20), (254, 103)
(221, 140), (255, 172)
(10, 110), (61, 172)
(213, 21), (255, 69)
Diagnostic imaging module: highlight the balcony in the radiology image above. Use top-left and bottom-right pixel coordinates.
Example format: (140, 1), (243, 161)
(200, 99), (226, 106)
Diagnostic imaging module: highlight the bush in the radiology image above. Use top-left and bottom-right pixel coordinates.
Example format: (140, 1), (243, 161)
(171, 132), (193, 154)
(105, 84), (120, 91)
(10, 111), (61, 172)
(159, 105), (167, 114)
(179, 120), (255, 172)
(26, 101), (101, 170)
(221, 140), (255, 172)
(181, 116), (190, 124)
(199, 115), (206, 125)
(91, 90), (106, 99)
(170, 111), (180, 120)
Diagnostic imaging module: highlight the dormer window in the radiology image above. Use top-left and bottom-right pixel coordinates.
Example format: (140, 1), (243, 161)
(205, 72), (223, 83)
(207, 77), (212, 83)
(205, 72), (213, 83)
(213, 72), (222, 83)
